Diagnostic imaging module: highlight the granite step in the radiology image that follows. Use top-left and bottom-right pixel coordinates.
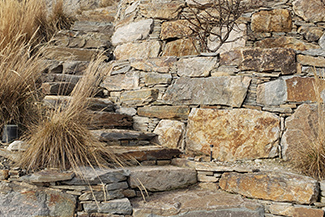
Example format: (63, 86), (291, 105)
(41, 82), (76, 96)
(41, 73), (82, 84)
(88, 111), (133, 130)
(131, 189), (264, 217)
(91, 129), (157, 146)
(43, 95), (115, 112)
(44, 47), (103, 62)
(71, 21), (114, 34)
(111, 146), (182, 162)
(76, 6), (117, 22)
(51, 30), (113, 49)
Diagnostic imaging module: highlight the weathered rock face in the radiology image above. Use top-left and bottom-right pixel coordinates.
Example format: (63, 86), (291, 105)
(186, 108), (280, 161)
(120, 89), (159, 106)
(297, 55), (325, 67)
(139, 0), (185, 20)
(255, 36), (320, 51)
(162, 76), (251, 107)
(111, 19), (153, 46)
(100, 71), (139, 91)
(153, 120), (186, 149)
(130, 57), (177, 73)
(257, 79), (287, 106)
(251, 9), (292, 32)
(208, 24), (246, 53)
(138, 106), (190, 119)
(114, 41), (161, 60)
(219, 172), (319, 204)
(0, 182), (76, 217)
(83, 198), (132, 215)
(220, 48), (296, 74)
(240, 48), (296, 74)
(132, 189), (264, 217)
(141, 72), (172, 85)
(160, 20), (193, 40)
(128, 166), (197, 191)
(293, 0), (325, 23)
(257, 77), (325, 106)
(281, 104), (325, 161)
(20, 169), (74, 183)
(176, 57), (217, 77)
(162, 38), (199, 57)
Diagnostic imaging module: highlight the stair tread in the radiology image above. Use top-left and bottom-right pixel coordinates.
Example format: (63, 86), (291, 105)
(91, 129), (156, 141)
(44, 47), (102, 62)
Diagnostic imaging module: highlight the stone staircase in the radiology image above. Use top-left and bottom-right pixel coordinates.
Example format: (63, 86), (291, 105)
(40, 3), (182, 167)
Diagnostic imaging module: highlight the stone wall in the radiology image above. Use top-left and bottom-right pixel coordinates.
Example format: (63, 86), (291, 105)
(101, 0), (325, 162)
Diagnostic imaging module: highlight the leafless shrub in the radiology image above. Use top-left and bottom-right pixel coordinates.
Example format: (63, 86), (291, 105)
(181, 0), (247, 53)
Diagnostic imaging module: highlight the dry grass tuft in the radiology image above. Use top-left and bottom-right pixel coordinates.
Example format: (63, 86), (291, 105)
(0, 34), (45, 132)
(0, 0), (74, 49)
(18, 55), (121, 172)
(290, 68), (325, 180)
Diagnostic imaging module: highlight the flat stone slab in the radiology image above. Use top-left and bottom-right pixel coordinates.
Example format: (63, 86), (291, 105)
(91, 129), (156, 141)
(20, 168), (75, 183)
(128, 166), (197, 192)
(112, 146), (181, 162)
(62, 167), (128, 185)
(219, 172), (319, 204)
(89, 111), (133, 129)
(0, 182), (76, 217)
(131, 189), (264, 217)
(83, 198), (132, 215)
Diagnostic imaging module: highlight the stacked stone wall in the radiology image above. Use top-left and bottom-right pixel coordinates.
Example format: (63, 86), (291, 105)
(102, 0), (325, 162)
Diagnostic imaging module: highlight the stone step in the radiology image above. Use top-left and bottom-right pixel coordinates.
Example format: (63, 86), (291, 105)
(41, 82), (76, 96)
(43, 95), (115, 112)
(127, 165), (197, 192)
(41, 73), (82, 84)
(111, 146), (182, 162)
(131, 189), (264, 217)
(51, 30), (113, 49)
(44, 47), (102, 62)
(71, 21), (114, 34)
(76, 6), (117, 22)
(89, 111), (133, 129)
(91, 129), (157, 146)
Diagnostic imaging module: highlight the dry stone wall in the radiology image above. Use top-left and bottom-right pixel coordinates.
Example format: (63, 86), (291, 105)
(101, 0), (325, 162)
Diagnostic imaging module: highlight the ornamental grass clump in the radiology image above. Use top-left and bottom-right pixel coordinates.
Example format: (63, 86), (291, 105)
(290, 69), (325, 180)
(0, 34), (45, 132)
(18, 55), (120, 172)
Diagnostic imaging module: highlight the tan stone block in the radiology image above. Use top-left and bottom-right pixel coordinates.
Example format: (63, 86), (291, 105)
(187, 108), (280, 161)
(114, 41), (161, 60)
(140, 0), (185, 20)
(154, 120), (185, 149)
(255, 36), (320, 51)
(219, 172), (319, 204)
(160, 20), (193, 40)
(138, 106), (190, 119)
(251, 9), (292, 32)
(297, 55), (325, 67)
(293, 0), (325, 23)
(130, 57), (177, 73)
(162, 39), (199, 57)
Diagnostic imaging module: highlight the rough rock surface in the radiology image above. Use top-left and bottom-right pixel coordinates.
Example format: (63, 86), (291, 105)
(293, 0), (325, 23)
(153, 120), (186, 149)
(162, 39), (199, 57)
(128, 166), (197, 191)
(186, 108), (280, 161)
(255, 36), (320, 51)
(138, 106), (190, 119)
(114, 41), (161, 60)
(120, 89), (159, 106)
(251, 9), (292, 32)
(100, 71), (140, 91)
(162, 76), (251, 107)
(139, 0), (185, 20)
(220, 48), (296, 74)
(111, 19), (153, 45)
(219, 172), (319, 204)
(0, 182), (76, 217)
(83, 198), (132, 215)
(176, 57), (217, 77)
(281, 104), (325, 161)
(130, 57), (177, 73)
(131, 189), (264, 217)
(160, 20), (193, 40)
(20, 169), (74, 183)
